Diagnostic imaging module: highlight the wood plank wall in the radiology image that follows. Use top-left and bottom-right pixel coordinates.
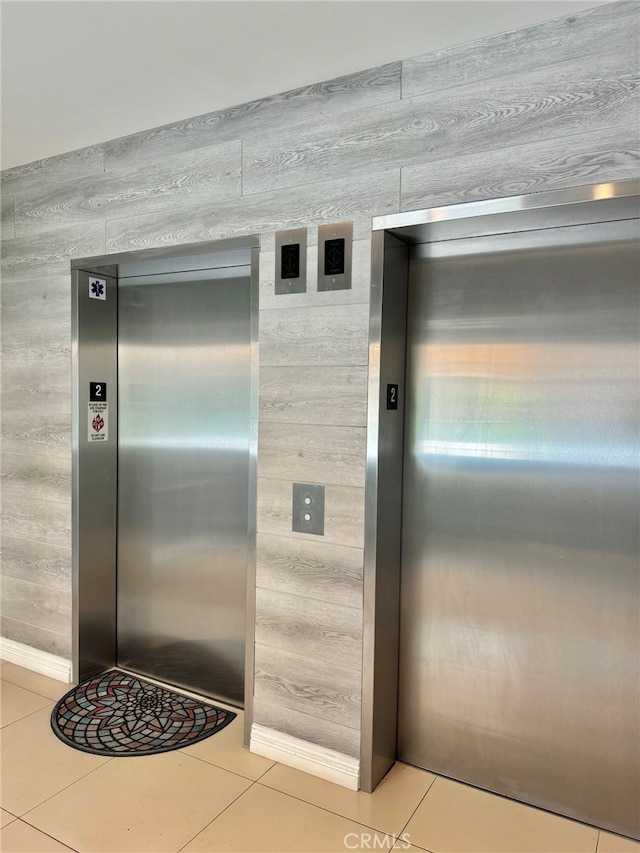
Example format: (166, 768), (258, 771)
(1, 1), (638, 759)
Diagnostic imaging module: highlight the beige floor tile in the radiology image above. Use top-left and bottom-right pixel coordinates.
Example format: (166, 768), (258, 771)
(183, 783), (383, 853)
(0, 682), (51, 728)
(26, 751), (251, 853)
(260, 761), (436, 836)
(0, 706), (110, 815)
(1, 820), (75, 852)
(1, 663), (71, 702)
(405, 777), (599, 853)
(599, 832), (640, 853)
(183, 709), (275, 780)
(1, 809), (17, 829)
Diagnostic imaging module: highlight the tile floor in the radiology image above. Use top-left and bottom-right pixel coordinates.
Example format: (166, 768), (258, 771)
(1, 660), (638, 853)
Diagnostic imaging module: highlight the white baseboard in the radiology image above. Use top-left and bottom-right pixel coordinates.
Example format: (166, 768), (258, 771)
(250, 723), (359, 790)
(0, 637), (71, 682)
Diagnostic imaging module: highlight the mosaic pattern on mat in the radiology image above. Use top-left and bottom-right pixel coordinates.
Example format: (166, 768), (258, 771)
(51, 669), (235, 756)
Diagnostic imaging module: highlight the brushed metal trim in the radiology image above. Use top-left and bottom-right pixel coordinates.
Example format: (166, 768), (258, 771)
(244, 245), (260, 747)
(360, 230), (409, 792)
(71, 269), (80, 684)
(71, 235), (260, 272)
(372, 178), (640, 235)
(71, 268), (118, 684)
(360, 229), (384, 790)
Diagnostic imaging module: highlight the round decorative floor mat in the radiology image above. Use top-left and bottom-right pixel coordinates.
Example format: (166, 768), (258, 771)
(51, 669), (236, 756)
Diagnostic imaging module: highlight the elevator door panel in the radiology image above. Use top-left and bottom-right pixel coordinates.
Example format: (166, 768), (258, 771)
(117, 269), (251, 705)
(399, 221), (639, 838)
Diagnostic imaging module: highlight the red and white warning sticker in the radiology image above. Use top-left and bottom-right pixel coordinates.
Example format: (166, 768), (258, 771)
(88, 401), (108, 441)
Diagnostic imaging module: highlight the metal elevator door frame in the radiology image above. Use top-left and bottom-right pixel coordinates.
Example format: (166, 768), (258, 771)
(71, 237), (259, 744)
(361, 180), (640, 840)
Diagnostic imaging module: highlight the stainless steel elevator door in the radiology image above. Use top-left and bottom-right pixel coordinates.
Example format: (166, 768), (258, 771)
(117, 267), (251, 705)
(398, 220), (640, 838)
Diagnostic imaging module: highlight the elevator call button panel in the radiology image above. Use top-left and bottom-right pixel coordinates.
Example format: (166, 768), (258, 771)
(292, 483), (325, 536)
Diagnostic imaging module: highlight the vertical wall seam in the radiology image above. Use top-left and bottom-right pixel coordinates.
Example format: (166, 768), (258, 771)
(241, 138), (244, 197)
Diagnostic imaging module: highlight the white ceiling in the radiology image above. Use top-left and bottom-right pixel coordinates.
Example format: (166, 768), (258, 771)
(1, 0), (611, 170)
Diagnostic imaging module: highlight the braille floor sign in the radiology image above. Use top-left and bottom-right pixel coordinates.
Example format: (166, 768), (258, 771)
(88, 401), (108, 441)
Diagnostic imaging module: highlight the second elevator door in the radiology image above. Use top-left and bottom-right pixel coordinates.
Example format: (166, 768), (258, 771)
(398, 219), (639, 837)
(117, 266), (251, 706)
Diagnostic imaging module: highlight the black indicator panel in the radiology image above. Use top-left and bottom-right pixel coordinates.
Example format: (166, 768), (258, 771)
(386, 384), (398, 410)
(90, 382), (107, 402)
(324, 238), (345, 276)
(317, 222), (352, 291)
(281, 243), (300, 279)
(275, 227), (307, 294)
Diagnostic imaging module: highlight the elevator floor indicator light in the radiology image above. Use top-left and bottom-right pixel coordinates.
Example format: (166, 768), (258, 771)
(324, 238), (345, 276)
(281, 243), (300, 279)
(89, 277), (106, 300)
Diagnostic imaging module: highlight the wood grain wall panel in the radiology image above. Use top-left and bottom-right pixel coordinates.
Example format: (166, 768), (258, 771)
(1, 388), (70, 417)
(259, 366), (368, 426)
(15, 141), (242, 237)
(105, 170), (400, 253)
(2, 342), (71, 415)
(259, 239), (371, 309)
(254, 642), (360, 730)
(0, 145), (103, 195)
(1, 387), (70, 416)
(256, 533), (363, 609)
(401, 124), (640, 211)
(1, 576), (71, 637)
(1, 536), (71, 591)
(0, 615), (71, 658)
(1, 321), (70, 352)
(1, 492), (71, 550)
(258, 423), (366, 487)
(255, 588), (362, 671)
(253, 696), (360, 758)
(257, 479), (365, 549)
(1, 275), (71, 330)
(402, 0), (639, 99)
(1, 452), (71, 505)
(1, 192), (15, 239)
(103, 63), (401, 170)
(243, 50), (638, 195)
(1, 223), (104, 281)
(259, 304), (369, 367)
(1, 349), (70, 389)
(0, 411), (70, 457)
